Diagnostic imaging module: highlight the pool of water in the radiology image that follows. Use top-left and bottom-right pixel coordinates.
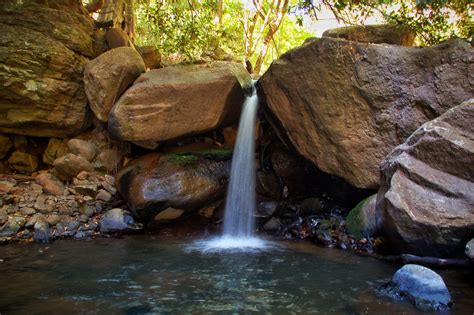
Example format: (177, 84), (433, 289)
(0, 235), (472, 314)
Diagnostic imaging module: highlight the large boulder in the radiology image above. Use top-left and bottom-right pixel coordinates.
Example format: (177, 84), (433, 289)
(0, 0), (95, 137)
(376, 100), (474, 257)
(84, 47), (146, 122)
(260, 38), (473, 188)
(116, 152), (231, 221)
(109, 62), (252, 148)
(322, 24), (415, 46)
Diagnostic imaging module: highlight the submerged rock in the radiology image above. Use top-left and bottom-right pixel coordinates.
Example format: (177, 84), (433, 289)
(0, 0), (94, 137)
(466, 239), (474, 261)
(377, 99), (474, 257)
(0, 219), (20, 237)
(260, 38), (473, 188)
(33, 220), (50, 243)
(116, 152), (231, 221)
(109, 61), (251, 148)
(385, 264), (452, 311)
(99, 208), (142, 233)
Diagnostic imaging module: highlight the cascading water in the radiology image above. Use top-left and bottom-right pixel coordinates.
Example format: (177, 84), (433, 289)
(222, 86), (258, 239)
(191, 81), (271, 251)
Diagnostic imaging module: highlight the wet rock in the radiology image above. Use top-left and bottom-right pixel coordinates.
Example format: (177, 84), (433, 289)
(154, 207), (184, 221)
(43, 138), (69, 165)
(34, 220), (50, 243)
(314, 231), (333, 246)
(322, 24), (415, 46)
(53, 153), (94, 180)
(256, 170), (281, 199)
(0, 0), (94, 137)
(68, 139), (96, 161)
(465, 239), (474, 261)
(300, 198), (324, 216)
(260, 38), (473, 188)
(198, 204), (217, 218)
(263, 217), (281, 231)
(0, 134), (12, 159)
(256, 201), (279, 219)
(116, 153), (231, 221)
(377, 100), (474, 257)
(100, 208), (142, 233)
(84, 47), (145, 122)
(109, 61), (251, 147)
(8, 151), (38, 173)
(386, 264), (452, 311)
(345, 194), (379, 239)
(0, 219), (20, 237)
(35, 173), (65, 196)
(74, 230), (88, 240)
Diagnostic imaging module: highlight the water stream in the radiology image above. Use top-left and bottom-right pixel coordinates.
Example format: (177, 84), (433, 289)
(196, 82), (268, 251)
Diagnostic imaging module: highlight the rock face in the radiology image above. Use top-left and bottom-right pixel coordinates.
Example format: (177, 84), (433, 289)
(322, 24), (415, 46)
(116, 152), (231, 221)
(386, 264), (451, 311)
(109, 62), (252, 148)
(260, 38), (473, 188)
(0, 0), (95, 137)
(84, 47), (146, 122)
(376, 100), (474, 257)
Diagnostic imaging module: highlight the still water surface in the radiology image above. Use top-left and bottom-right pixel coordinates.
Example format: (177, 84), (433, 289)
(0, 236), (472, 314)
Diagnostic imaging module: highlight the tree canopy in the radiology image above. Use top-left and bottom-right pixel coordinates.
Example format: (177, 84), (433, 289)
(86, 0), (472, 73)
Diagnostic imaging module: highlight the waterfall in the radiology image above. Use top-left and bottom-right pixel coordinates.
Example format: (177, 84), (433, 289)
(191, 81), (272, 251)
(222, 86), (258, 238)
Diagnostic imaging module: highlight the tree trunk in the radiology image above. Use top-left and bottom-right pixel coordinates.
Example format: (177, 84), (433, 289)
(97, 0), (135, 42)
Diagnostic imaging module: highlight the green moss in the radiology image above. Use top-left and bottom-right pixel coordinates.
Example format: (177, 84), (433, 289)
(166, 149), (232, 165)
(346, 196), (371, 239)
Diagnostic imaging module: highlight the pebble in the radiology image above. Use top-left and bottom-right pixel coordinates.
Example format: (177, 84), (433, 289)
(96, 190), (112, 202)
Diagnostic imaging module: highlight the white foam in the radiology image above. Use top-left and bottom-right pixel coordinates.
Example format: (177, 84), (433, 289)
(186, 236), (279, 253)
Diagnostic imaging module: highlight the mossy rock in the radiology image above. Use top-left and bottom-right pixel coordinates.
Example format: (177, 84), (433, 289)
(346, 194), (378, 239)
(167, 149), (232, 165)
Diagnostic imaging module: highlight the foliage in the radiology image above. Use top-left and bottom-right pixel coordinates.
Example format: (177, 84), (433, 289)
(135, 0), (227, 61)
(294, 0), (472, 46)
(135, 0), (312, 73)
